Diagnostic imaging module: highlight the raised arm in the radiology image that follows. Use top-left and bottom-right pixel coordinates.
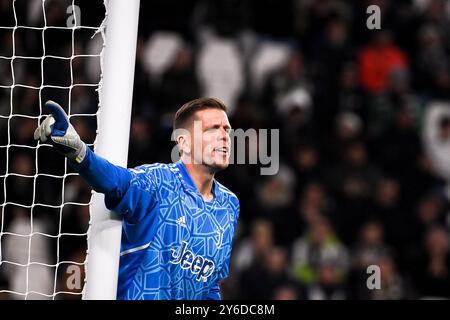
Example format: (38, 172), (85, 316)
(34, 100), (132, 198)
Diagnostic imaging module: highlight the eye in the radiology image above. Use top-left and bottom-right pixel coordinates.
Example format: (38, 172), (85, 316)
(205, 127), (217, 133)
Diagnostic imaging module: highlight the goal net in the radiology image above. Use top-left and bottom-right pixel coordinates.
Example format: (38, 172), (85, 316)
(0, 0), (107, 299)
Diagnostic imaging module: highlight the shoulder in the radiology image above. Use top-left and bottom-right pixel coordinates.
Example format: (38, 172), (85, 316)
(129, 163), (178, 187)
(132, 162), (181, 175)
(216, 180), (240, 214)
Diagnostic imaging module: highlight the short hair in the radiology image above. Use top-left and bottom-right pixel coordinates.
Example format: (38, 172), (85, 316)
(173, 97), (228, 131)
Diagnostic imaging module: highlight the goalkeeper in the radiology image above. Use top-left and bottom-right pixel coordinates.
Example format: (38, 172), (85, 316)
(34, 98), (240, 300)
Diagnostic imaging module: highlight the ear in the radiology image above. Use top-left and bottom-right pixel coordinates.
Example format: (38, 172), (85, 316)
(172, 127), (192, 156)
(177, 134), (191, 155)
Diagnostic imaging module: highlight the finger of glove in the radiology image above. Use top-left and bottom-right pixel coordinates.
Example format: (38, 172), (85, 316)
(33, 125), (40, 141)
(45, 100), (69, 136)
(33, 118), (47, 142)
(44, 116), (55, 136)
(38, 116), (55, 142)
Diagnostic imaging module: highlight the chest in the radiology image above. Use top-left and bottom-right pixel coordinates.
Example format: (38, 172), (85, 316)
(158, 190), (232, 245)
(155, 190), (233, 272)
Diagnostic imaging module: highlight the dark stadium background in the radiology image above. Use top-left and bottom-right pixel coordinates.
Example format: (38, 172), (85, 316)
(1, 0), (450, 300)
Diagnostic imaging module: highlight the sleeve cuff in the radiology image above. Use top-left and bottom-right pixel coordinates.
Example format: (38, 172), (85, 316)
(68, 144), (92, 171)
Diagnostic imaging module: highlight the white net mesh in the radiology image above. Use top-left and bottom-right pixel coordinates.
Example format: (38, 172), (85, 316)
(0, 0), (106, 299)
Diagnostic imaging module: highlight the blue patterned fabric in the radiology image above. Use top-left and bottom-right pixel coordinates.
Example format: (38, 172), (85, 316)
(72, 148), (240, 300)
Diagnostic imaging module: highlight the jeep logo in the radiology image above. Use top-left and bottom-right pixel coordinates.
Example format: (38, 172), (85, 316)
(170, 241), (215, 282)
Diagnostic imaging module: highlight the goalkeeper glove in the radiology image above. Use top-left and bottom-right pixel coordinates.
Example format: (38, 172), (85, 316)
(34, 100), (87, 163)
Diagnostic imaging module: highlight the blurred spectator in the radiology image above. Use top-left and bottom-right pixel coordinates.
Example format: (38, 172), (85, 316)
(196, 36), (244, 114)
(291, 214), (349, 285)
(416, 25), (449, 97)
(305, 263), (348, 300)
(358, 30), (409, 95)
(239, 246), (293, 299)
(261, 52), (313, 142)
(290, 143), (323, 195)
(372, 102), (421, 180)
(368, 178), (407, 251)
(2, 207), (53, 300)
(249, 41), (291, 95)
(273, 283), (301, 300)
(127, 116), (156, 167)
(336, 63), (365, 116)
(417, 0), (450, 50)
(233, 219), (274, 274)
(142, 32), (183, 81)
(370, 253), (416, 300)
(5, 153), (34, 206)
(157, 46), (200, 112)
(348, 220), (393, 299)
(298, 0), (351, 48)
(415, 0), (450, 100)
(414, 226), (450, 298)
(325, 111), (363, 165)
(191, 0), (251, 38)
(352, 221), (390, 270)
(328, 141), (382, 243)
(311, 16), (353, 99)
(256, 164), (296, 216)
(414, 193), (447, 242)
(280, 181), (332, 244)
(70, 80), (98, 115)
(423, 101), (450, 181)
(331, 141), (381, 201)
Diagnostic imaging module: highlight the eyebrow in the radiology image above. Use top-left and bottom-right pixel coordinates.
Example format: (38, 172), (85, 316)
(204, 122), (232, 130)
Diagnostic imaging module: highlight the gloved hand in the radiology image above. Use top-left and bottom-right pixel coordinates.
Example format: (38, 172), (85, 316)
(34, 100), (87, 163)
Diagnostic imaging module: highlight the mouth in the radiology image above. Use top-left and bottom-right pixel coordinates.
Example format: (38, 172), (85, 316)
(213, 147), (229, 156)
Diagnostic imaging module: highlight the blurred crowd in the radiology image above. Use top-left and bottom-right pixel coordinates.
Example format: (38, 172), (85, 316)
(1, 0), (450, 299)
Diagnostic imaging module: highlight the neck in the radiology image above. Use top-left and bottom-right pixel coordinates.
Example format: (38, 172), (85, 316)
(183, 161), (215, 201)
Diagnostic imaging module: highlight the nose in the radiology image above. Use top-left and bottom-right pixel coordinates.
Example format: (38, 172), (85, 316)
(220, 127), (230, 143)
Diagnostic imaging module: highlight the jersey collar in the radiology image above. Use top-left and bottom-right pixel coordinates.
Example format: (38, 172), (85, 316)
(175, 160), (220, 202)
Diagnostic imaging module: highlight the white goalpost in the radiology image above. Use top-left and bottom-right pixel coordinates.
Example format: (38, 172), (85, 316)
(0, 0), (140, 300)
(83, 0), (140, 300)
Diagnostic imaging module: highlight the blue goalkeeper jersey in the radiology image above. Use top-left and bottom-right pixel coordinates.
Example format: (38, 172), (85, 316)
(72, 148), (240, 300)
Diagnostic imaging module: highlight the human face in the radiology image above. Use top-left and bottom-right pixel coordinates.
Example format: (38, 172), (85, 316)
(190, 108), (231, 172)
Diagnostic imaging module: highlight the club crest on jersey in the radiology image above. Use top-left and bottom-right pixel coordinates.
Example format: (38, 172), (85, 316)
(170, 241), (215, 282)
(176, 215), (187, 228)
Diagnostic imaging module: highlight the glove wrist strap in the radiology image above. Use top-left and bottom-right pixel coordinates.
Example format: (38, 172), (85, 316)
(74, 143), (87, 164)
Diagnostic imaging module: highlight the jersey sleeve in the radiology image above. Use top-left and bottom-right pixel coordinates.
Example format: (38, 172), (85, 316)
(103, 164), (161, 223)
(69, 146), (132, 198)
(69, 147), (160, 223)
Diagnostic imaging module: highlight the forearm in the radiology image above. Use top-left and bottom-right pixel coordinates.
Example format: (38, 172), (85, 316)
(69, 146), (132, 198)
